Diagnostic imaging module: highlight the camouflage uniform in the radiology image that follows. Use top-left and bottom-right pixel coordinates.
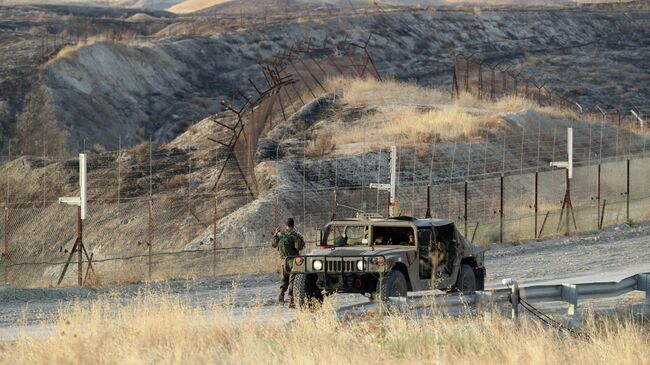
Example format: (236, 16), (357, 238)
(272, 229), (305, 297)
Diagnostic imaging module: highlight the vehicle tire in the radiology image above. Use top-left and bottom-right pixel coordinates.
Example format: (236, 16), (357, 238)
(294, 274), (324, 308)
(376, 270), (408, 302)
(453, 264), (477, 293)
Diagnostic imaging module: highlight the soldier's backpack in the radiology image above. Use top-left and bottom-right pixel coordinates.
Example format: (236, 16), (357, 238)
(279, 231), (304, 257)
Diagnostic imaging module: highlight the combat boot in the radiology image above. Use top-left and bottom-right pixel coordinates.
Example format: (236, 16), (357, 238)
(288, 295), (295, 309)
(278, 288), (286, 304)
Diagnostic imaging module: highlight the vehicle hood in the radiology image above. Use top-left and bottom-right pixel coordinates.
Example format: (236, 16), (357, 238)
(306, 246), (413, 257)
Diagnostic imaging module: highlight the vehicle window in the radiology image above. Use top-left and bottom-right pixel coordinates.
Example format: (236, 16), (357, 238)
(324, 225), (369, 246)
(372, 227), (415, 246)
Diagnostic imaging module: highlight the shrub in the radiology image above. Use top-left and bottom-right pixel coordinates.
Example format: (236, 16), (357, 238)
(134, 143), (149, 164)
(306, 132), (335, 157)
(167, 175), (188, 190)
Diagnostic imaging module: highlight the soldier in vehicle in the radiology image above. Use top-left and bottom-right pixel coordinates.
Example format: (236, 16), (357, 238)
(272, 217), (305, 307)
(373, 234), (385, 245)
(408, 233), (416, 246)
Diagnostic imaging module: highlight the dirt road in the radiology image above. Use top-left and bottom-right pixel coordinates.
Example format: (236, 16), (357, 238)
(1, 222), (648, 340)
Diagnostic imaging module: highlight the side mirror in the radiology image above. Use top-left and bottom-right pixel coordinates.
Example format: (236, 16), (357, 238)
(317, 229), (323, 245)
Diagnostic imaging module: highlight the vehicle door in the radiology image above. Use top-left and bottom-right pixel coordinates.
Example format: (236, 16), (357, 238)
(433, 224), (459, 277)
(417, 228), (433, 279)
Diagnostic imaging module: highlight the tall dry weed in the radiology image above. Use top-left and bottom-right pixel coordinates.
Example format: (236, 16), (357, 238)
(1, 291), (647, 364)
(326, 78), (579, 146)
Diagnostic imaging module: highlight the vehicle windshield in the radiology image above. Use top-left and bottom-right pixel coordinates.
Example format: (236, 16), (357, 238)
(323, 224), (369, 246)
(321, 223), (415, 247)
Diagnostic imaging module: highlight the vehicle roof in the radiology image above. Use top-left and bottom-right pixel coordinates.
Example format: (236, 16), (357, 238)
(330, 216), (455, 227)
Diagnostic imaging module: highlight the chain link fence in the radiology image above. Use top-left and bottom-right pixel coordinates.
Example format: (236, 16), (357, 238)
(0, 126), (649, 288)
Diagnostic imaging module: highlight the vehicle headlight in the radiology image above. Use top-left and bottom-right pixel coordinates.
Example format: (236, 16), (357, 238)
(312, 260), (323, 271)
(356, 260), (366, 271)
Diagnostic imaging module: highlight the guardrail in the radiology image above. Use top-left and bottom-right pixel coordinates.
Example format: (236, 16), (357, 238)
(336, 272), (650, 319)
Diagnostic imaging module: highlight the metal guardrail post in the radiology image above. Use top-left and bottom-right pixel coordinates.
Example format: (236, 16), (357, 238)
(638, 273), (649, 307)
(477, 291), (494, 322)
(561, 284), (578, 316)
(503, 279), (519, 320)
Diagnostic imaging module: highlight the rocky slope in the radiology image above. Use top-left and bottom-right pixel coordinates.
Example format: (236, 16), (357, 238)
(25, 5), (649, 152)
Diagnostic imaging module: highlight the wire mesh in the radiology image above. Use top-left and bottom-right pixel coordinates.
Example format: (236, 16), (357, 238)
(0, 134), (649, 288)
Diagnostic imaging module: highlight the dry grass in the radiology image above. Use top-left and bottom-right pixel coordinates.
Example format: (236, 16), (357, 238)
(0, 292), (648, 364)
(326, 78), (578, 147)
(50, 35), (144, 64)
(327, 77), (448, 108)
(52, 40), (99, 63)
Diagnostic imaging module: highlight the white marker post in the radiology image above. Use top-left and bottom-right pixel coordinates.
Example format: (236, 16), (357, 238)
(369, 145), (397, 217)
(57, 154), (94, 286)
(59, 153), (87, 218)
(550, 128), (576, 235)
(550, 128), (573, 179)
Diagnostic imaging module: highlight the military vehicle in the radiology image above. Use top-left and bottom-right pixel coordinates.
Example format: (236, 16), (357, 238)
(288, 215), (487, 307)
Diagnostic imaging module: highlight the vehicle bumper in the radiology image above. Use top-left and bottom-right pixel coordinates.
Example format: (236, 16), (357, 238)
(286, 254), (387, 293)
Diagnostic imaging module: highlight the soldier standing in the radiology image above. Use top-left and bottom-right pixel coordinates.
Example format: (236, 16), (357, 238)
(272, 217), (305, 307)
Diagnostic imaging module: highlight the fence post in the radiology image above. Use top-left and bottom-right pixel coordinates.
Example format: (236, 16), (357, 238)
(477, 63), (483, 99)
(148, 199), (153, 282)
(2, 207), (7, 285)
(626, 159), (630, 222)
(464, 181), (468, 237)
(500, 175), (504, 243)
(534, 172), (538, 240)
(491, 67), (496, 100)
(425, 186), (431, 219)
(464, 58), (470, 93)
(74, 205), (82, 287)
(597, 164), (601, 230)
(452, 57), (459, 99)
(213, 197), (217, 276)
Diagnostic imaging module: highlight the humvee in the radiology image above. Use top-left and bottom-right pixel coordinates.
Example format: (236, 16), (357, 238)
(288, 216), (487, 307)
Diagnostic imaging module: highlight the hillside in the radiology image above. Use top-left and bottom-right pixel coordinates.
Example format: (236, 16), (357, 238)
(0, 0), (183, 8)
(14, 6), (647, 154)
(3, 75), (649, 286)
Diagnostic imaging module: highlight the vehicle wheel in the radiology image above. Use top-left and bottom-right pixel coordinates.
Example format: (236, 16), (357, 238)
(376, 270), (408, 302)
(294, 274), (324, 308)
(453, 264), (476, 293)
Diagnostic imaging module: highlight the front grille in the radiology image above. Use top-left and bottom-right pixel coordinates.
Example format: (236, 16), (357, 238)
(326, 259), (358, 272)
